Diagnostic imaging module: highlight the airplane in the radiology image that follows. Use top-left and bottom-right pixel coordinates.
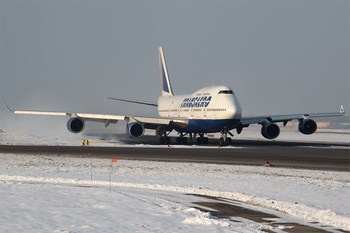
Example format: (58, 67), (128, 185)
(4, 47), (345, 146)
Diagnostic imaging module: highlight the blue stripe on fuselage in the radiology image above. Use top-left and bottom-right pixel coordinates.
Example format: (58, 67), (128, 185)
(162, 68), (169, 93)
(175, 119), (240, 133)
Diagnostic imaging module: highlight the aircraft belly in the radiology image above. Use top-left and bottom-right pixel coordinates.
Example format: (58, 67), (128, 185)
(176, 119), (240, 133)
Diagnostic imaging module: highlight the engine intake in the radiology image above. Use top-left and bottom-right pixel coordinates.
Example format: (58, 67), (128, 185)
(261, 123), (280, 139)
(299, 119), (317, 135)
(67, 117), (85, 133)
(126, 122), (144, 138)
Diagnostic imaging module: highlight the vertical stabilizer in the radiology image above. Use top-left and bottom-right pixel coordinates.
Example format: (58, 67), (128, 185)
(159, 47), (174, 96)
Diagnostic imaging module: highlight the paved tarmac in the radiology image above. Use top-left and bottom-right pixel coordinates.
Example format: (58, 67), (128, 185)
(1, 138), (349, 170)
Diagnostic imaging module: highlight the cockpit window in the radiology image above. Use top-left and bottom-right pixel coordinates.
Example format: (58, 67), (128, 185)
(218, 90), (233, 94)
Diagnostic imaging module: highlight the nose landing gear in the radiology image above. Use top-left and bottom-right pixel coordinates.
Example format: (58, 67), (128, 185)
(219, 128), (233, 146)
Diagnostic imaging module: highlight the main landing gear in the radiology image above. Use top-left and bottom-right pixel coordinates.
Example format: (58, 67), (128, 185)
(159, 128), (232, 146)
(183, 133), (209, 145)
(196, 133), (208, 144)
(157, 125), (172, 145)
(176, 132), (188, 144)
(159, 136), (171, 145)
(162, 132), (210, 145)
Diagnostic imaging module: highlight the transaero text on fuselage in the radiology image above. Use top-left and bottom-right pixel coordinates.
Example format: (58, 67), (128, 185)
(180, 96), (212, 108)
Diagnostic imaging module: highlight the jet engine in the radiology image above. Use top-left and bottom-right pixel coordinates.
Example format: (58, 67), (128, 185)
(67, 117), (85, 133)
(126, 122), (144, 138)
(261, 123), (280, 139)
(298, 119), (317, 135)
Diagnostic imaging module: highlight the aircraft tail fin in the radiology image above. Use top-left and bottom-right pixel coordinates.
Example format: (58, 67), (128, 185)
(159, 47), (174, 96)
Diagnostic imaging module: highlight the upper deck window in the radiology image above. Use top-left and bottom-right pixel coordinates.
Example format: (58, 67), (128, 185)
(218, 90), (233, 94)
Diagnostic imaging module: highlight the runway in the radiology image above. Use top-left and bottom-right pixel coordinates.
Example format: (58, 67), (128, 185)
(1, 138), (349, 170)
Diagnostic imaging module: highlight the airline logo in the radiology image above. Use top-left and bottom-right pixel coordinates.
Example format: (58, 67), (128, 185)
(161, 67), (170, 93)
(159, 47), (174, 96)
(180, 96), (212, 108)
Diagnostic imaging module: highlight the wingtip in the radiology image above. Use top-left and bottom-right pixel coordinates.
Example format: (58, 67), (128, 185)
(4, 102), (12, 111)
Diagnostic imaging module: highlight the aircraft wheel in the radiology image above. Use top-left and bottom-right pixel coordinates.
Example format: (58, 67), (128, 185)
(165, 137), (171, 145)
(176, 137), (181, 144)
(197, 137), (203, 144)
(159, 137), (165, 144)
(226, 138), (231, 146)
(219, 138), (225, 146)
(181, 137), (187, 145)
(203, 137), (209, 144)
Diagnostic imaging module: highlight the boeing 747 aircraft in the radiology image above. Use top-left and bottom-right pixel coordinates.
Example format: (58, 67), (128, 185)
(5, 47), (345, 146)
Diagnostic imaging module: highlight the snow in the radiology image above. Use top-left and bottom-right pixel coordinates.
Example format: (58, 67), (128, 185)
(0, 131), (349, 232)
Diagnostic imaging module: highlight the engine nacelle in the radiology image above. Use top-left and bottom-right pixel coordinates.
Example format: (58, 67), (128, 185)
(125, 122), (144, 138)
(261, 123), (280, 139)
(67, 117), (85, 133)
(298, 119), (317, 135)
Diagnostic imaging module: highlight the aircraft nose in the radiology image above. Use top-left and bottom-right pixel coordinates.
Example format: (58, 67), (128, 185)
(226, 96), (242, 119)
(227, 103), (242, 120)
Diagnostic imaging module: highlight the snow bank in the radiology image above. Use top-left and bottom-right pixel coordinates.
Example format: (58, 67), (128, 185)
(1, 174), (349, 230)
(0, 153), (349, 231)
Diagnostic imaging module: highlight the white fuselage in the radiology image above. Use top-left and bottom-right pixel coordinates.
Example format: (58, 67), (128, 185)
(157, 85), (242, 133)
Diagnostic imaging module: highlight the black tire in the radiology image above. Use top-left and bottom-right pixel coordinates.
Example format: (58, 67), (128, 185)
(181, 137), (187, 144)
(203, 137), (209, 144)
(159, 137), (165, 144)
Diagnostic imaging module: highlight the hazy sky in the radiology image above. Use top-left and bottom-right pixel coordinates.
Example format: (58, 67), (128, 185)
(1, 1), (349, 135)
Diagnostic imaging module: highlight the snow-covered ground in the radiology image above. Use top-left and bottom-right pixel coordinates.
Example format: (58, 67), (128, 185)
(0, 131), (349, 232)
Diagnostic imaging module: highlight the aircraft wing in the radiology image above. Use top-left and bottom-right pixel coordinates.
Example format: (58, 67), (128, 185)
(240, 105), (345, 127)
(106, 97), (158, 107)
(4, 102), (188, 129)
